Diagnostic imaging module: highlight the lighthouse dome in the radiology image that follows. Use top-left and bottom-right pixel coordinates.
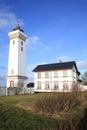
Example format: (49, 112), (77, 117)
(13, 24), (24, 32)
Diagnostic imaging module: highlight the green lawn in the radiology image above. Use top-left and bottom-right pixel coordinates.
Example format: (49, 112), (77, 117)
(0, 92), (87, 130)
(0, 94), (58, 130)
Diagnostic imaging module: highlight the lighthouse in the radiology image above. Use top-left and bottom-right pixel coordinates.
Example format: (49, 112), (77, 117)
(7, 24), (27, 88)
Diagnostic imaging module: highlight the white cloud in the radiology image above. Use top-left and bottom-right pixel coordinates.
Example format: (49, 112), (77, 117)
(0, 5), (23, 30)
(0, 75), (5, 80)
(57, 55), (72, 62)
(26, 35), (51, 54)
(57, 56), (87, 72)
(26, 63), (38, 82)
(0, 66), (7, 70)
(26, 36), (42, 50)
(29, 36), (40, 44)
(0, 12), (16, 29)
(27, 62), (46, 72)
(27, 62), (46, 82)
(0, 75), (6, 87)
(77, 61), (87, 69)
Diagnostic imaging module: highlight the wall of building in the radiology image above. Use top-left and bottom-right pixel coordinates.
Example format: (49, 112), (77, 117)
(80, 85), (87, 91)
(8, 37), (26, 76)
(34, 69), (78, 92)
(7, 29), (27, 88)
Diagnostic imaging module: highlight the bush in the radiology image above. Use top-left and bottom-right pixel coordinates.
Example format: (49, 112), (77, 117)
(32, 92), (81, 115)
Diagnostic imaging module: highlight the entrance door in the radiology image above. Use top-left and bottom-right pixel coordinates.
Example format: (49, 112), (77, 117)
(10, 81), (14, 87)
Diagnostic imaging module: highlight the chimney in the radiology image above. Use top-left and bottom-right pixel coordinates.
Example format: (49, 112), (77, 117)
(59, 60), (62, 63)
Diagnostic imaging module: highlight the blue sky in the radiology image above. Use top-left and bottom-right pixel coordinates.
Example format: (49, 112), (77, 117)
(0, 0), (87, 86)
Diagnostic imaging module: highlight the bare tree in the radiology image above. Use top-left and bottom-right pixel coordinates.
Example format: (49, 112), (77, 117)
(81, 71), (87, 85)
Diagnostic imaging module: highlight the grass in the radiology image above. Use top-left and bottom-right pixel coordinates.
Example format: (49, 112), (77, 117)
(32, 92), (82, 114)
(0, 94), (58, 130)
(0, 92), (87, 130)
(0, 107), (58, 130)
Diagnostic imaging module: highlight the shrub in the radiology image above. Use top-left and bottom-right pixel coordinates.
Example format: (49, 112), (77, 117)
(32, 92), (81, 115)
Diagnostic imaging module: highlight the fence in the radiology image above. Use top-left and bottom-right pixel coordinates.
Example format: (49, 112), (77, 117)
(0, 87), (6, 96)
(0, 87), (34, 96)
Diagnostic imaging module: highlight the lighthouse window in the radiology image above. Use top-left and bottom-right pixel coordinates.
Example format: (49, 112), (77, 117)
(21, 41), (23, 46)
(11, 69), (14, 74)
(21, 47), (23, 51)
(13, 40), (15, 44)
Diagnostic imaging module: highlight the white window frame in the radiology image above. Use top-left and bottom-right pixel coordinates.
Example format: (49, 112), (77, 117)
(63, 82), (69, 90)
(37, 72), (41, 78)
(54, 82), (59, 90)
(37, 82), (41, 89)
(21, 41), (23, 46)
(45, 72), (49, 78)
(13, 40), (15, 45)
(45, 82), (50, 89)
(54, 71), (58, 77)
(21, 47), (23, 51)
(63, 70), (67, 77)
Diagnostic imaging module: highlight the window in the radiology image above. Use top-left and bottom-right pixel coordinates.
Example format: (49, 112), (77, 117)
(11, 69), (14, 74)
(63, 82), (69, 90)
(21, 83), (24, 87)
(45, 82), (50, 89)
(45, 72), (49, 78)
(37, 82), (41, 89)
(10, 81), (14, 87)
(21, 47), (23, 51)
(37, 72), (41, 78)
(54, 71), (58, 77)
(21, 41), (23, 46)
(54, 82), (59, 90)
(63, 70), (67, 77)
(13, 40), (15, 45)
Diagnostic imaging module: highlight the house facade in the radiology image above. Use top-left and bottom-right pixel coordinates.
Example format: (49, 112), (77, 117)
(33, 61), (80, 92)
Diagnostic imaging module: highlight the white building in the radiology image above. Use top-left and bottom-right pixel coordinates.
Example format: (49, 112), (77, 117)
(33, 61), (80, 92)
(6, 24), (27, 88)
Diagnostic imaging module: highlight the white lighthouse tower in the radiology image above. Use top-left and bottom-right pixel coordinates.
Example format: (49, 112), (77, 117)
(7, 24), (27, 88)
